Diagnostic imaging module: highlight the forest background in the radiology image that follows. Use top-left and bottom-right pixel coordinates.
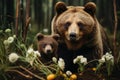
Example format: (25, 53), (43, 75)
(0, 0), (120, 79)
(0, 0), (120, 37)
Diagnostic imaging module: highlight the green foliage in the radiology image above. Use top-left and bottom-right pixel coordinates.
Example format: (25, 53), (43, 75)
(0, 28), (119, 79)
(0, 28), (65, 80)
(0, 28), (27, 79)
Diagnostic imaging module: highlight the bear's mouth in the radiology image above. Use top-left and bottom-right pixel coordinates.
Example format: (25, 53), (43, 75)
(66, 34), (82, 42)
(69, 37), (77, 42)
(45, 49), (53, 54)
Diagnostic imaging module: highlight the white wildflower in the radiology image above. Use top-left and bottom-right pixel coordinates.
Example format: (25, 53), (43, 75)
(34, 51), (41, 57)
(73, 55), (87, 65)
(66, 71), (72, 76)
(77, 55), (83, 60)
(26, 48), (39, 66)
(8, 53), (19, 63)
(73, 58), (79, 64)
(73, 55), (83, 64)
(81, 57), (87, 65)
(99, 57), (105, 63)
(13, 35), (16, 38)
(5, 28), (11, 33)
(43, 28), (48, 33)
(99, 52), (114, 63)
(73, 55), (87, 72)
(58, 58), (65, 70)
(7, 37), (14, 43)
(26, 53), (35, 66)
(52, 57), (57, 63)
(3, 40), (9, 46)
(104, 53), (114, 61)
(27, 48), (34, 54)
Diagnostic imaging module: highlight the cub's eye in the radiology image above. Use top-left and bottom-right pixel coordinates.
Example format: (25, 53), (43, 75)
(77, 22), (84, 30)
(64, 22), (71, 29)
(50, 44), (53, 49)
(41, 44), (46, 48)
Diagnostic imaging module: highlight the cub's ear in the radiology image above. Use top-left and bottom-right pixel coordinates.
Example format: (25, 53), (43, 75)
(36, 33), (44, 41)
(84, 2), (96, 16)
(55, 1), (67, 15)
(52, 34), (60, 41)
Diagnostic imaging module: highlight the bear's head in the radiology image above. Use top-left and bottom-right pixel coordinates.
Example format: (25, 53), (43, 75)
(53, 2), (97, 50)
(36, 33), (60, 59)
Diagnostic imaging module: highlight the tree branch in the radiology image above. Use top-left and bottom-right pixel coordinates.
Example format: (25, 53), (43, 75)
(19, 66), (45, 80)
(6, 69), (32, 79)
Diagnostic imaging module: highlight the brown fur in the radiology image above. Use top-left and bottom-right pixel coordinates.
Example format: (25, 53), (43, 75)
(36, 33), (59, 63)
(52, 1), (111, 58)
(51, 2), (111, 72)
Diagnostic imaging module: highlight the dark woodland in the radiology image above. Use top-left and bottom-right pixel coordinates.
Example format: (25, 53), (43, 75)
(0, 0), (120, 80)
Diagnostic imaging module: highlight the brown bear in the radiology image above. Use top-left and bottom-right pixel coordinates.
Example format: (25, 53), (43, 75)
(51, 2), (111, 72)
(36, 33), (60, 64)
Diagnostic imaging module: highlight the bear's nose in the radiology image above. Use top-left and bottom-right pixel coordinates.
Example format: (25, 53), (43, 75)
(46, 49), (52, 53)
(69, 32), (76, 40)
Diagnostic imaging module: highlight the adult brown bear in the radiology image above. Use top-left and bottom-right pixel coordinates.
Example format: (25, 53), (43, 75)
(51, 2), (111, 72)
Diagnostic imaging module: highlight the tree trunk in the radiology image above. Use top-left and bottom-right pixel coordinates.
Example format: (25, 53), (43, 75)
(15, 0), (20, 36)
(23, 0), (31, 42)
(113, 0), (118, 64)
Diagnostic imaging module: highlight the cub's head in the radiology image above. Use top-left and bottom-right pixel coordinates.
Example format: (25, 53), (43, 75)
(36, 33), (59, 55)
(54, 2), (97, 50)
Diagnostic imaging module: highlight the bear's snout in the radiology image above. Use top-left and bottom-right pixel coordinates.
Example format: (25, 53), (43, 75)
(69, 32), (77, 41)
(44, 45), (53, 54)
(46, 49), (52, 54)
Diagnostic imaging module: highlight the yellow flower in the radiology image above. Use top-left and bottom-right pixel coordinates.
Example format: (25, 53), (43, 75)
(47, 74), (56, 80)
(62, 73), (67, 78)
(92, 67), (96, 71)
(70, 74), (77, 80)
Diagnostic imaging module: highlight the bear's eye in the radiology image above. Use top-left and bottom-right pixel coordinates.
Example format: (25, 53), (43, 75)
(64, 22), (71, 29)
(77, 22), (84, 30)
(41, 44), (46, 48)
(50, 44), (53, 49)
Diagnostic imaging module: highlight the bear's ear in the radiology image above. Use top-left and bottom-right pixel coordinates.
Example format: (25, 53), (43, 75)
(36, 33), (44, 41)
(52, 34), (60, 41)
(55, 1), (67, 15)
(84, 2), (96, 16)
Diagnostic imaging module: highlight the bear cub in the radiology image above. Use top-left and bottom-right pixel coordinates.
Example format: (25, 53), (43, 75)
(36, 33), (59, 64)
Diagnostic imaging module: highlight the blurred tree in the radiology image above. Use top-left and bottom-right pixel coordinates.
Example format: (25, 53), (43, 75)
(0, 0), (14, 30)
(0, 0), (119, 37)
(34, 0), (44, 32)
(96, 0), (114, 31)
